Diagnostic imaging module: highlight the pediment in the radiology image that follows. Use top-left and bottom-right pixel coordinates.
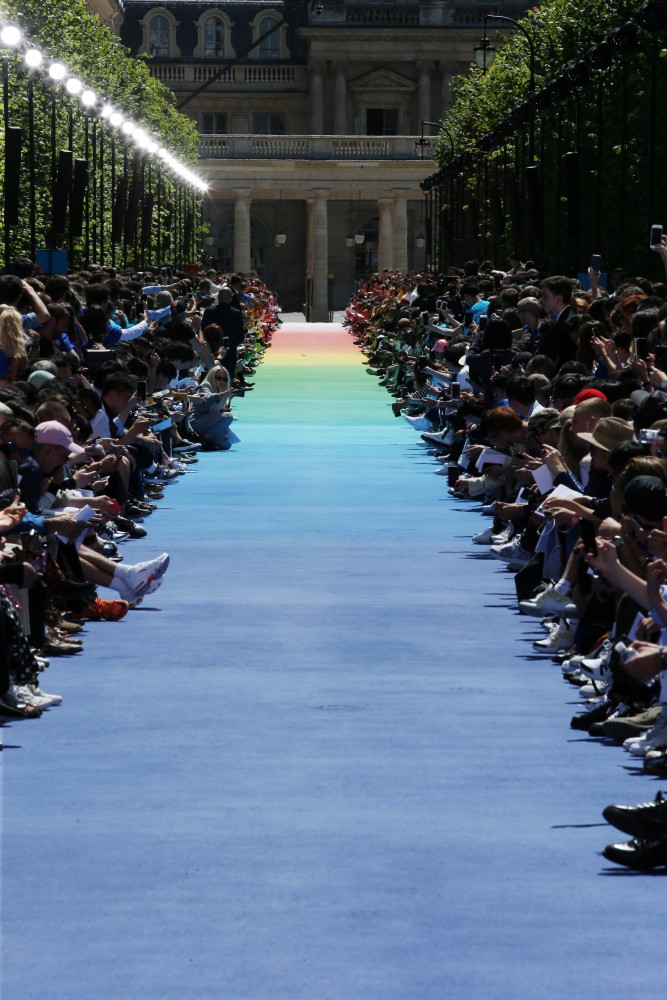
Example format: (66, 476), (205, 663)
(348, 68), (416, 92)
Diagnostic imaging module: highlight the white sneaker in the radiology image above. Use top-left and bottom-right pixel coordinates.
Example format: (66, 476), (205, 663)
(578, 678), (611, 698)
(27, 684), (62, 707)
(472, 526), (496, 545)
(490, 536), (532, 566)
(124, 553), (170, 586)
(533, 620), (574, 652)
(519, 584), (577, 617)
(10, 683), (52, 710)
(117, 553), (170, 604)
(625, 710), (667, 755)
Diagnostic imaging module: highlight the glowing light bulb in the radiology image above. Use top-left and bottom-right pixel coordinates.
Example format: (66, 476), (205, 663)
(48, 62), (67, 81)
(0, 25), (22, 47)
(81, 90), (97, 108)
(66, 77), (82, 95)
(24, 48), (43, 68)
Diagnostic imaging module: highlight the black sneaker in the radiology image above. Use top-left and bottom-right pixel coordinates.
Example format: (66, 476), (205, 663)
(570, 697), (615, 731)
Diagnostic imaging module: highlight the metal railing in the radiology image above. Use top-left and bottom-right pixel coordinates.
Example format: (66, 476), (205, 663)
(198, 134), (430, 161)
(148, 62), (305, 89)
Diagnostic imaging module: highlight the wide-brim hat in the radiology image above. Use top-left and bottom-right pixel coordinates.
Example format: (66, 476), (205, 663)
(577, 416), (633, 453)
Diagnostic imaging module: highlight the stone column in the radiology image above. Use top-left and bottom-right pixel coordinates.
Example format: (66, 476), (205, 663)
(233, 188), (251, 273)
(311, 189), (329, 321)
(393, 194), (408, 273)
(377, 198), (394, 272)
(306, 198), (315, 275)
(418, 62), (432, 132)
(333, 62), (347, 135)
(440, 64), (452, 112)
(310, 61), (324, 135)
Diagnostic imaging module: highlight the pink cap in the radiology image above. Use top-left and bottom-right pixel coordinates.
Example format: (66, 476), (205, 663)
(34, 420), (85, 455)
(434, 338), (449, 352)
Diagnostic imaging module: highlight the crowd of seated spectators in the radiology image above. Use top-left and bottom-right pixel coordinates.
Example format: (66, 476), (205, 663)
(0, 258), (280, 730)
(345, 248), (667, 871)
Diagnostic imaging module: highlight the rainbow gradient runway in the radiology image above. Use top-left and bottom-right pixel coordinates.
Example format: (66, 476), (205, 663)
(4, 323), (667, 1000)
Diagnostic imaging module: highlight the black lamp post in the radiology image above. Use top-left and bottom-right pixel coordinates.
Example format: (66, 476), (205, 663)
(416, 120), (454, 160)
(474, 15), (536, 161)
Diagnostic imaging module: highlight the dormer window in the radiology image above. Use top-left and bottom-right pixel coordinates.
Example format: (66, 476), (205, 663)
(259, 15), (280, 59)
(149, 15), (169, 56)
(250, 9), (288, 60)
(204, 17), (225, 57)
(140, 8), (181, 59)
(193, 9), (235, 60)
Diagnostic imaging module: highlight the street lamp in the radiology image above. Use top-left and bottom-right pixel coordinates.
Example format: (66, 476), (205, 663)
(474, 15), (536, 161)
(416, 121), (454, 161)
(473, 33), (496, 72)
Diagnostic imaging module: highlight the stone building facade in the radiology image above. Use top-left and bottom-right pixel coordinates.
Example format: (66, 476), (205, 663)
(121, 1), (532, 315)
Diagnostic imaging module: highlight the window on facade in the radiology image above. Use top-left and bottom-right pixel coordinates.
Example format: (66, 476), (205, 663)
(148, 15), (170, 57)
(201, 112), (228, 134)
(204, 17), (225, 57)
(366, 108), (399, 136)
(258, 16), (281, 59)
(252, 112), (286, 135)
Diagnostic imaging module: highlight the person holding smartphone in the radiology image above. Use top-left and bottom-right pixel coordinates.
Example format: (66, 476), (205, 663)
(190, 366), (234, 451)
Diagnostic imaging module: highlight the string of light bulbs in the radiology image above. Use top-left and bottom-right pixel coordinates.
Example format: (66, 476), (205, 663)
(0, 19), (209, 192)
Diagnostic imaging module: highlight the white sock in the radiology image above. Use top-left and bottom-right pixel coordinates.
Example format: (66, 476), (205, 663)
(110, 567), (129, 592)
(554, 579), (572, 597)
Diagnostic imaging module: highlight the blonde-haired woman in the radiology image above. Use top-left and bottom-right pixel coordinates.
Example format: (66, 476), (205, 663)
(0, 305), (27, 385)
(190, 364), (234, 450)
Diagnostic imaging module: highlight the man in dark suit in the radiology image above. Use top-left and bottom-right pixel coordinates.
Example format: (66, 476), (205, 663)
(536, 275), (577, 368)
(201, 286), (245, 382)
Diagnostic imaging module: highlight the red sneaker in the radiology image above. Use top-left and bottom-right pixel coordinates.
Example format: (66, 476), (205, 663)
(76, 597), (129, 622)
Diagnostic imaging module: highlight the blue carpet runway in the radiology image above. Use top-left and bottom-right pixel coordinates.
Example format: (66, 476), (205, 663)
(2, 323), (667, 999)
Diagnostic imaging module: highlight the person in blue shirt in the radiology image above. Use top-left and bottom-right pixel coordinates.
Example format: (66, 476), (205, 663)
(461, 282), (490, 327)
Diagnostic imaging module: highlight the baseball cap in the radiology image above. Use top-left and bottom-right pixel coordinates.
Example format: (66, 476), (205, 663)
(34, 420), (85, 455)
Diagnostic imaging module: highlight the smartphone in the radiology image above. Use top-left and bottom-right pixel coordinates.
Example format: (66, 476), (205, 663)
(137, 380), (147, 403)
(222, 336), (230, 348)
(590, 253), (602, 272)
(650, 224), (663, 247)
(638, 428), (661, 444)
(478, 315), (487, 332)
(580, 518), (598, 556)
(634, 336), (649, 361)
(150, 418), (172, 433)
(654, 344), (667, 371)
(451, 382), (461, 399)
(464, 311), (473, 327)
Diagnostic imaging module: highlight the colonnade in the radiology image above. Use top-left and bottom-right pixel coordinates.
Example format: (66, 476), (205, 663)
(230, 188), (418, 320)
